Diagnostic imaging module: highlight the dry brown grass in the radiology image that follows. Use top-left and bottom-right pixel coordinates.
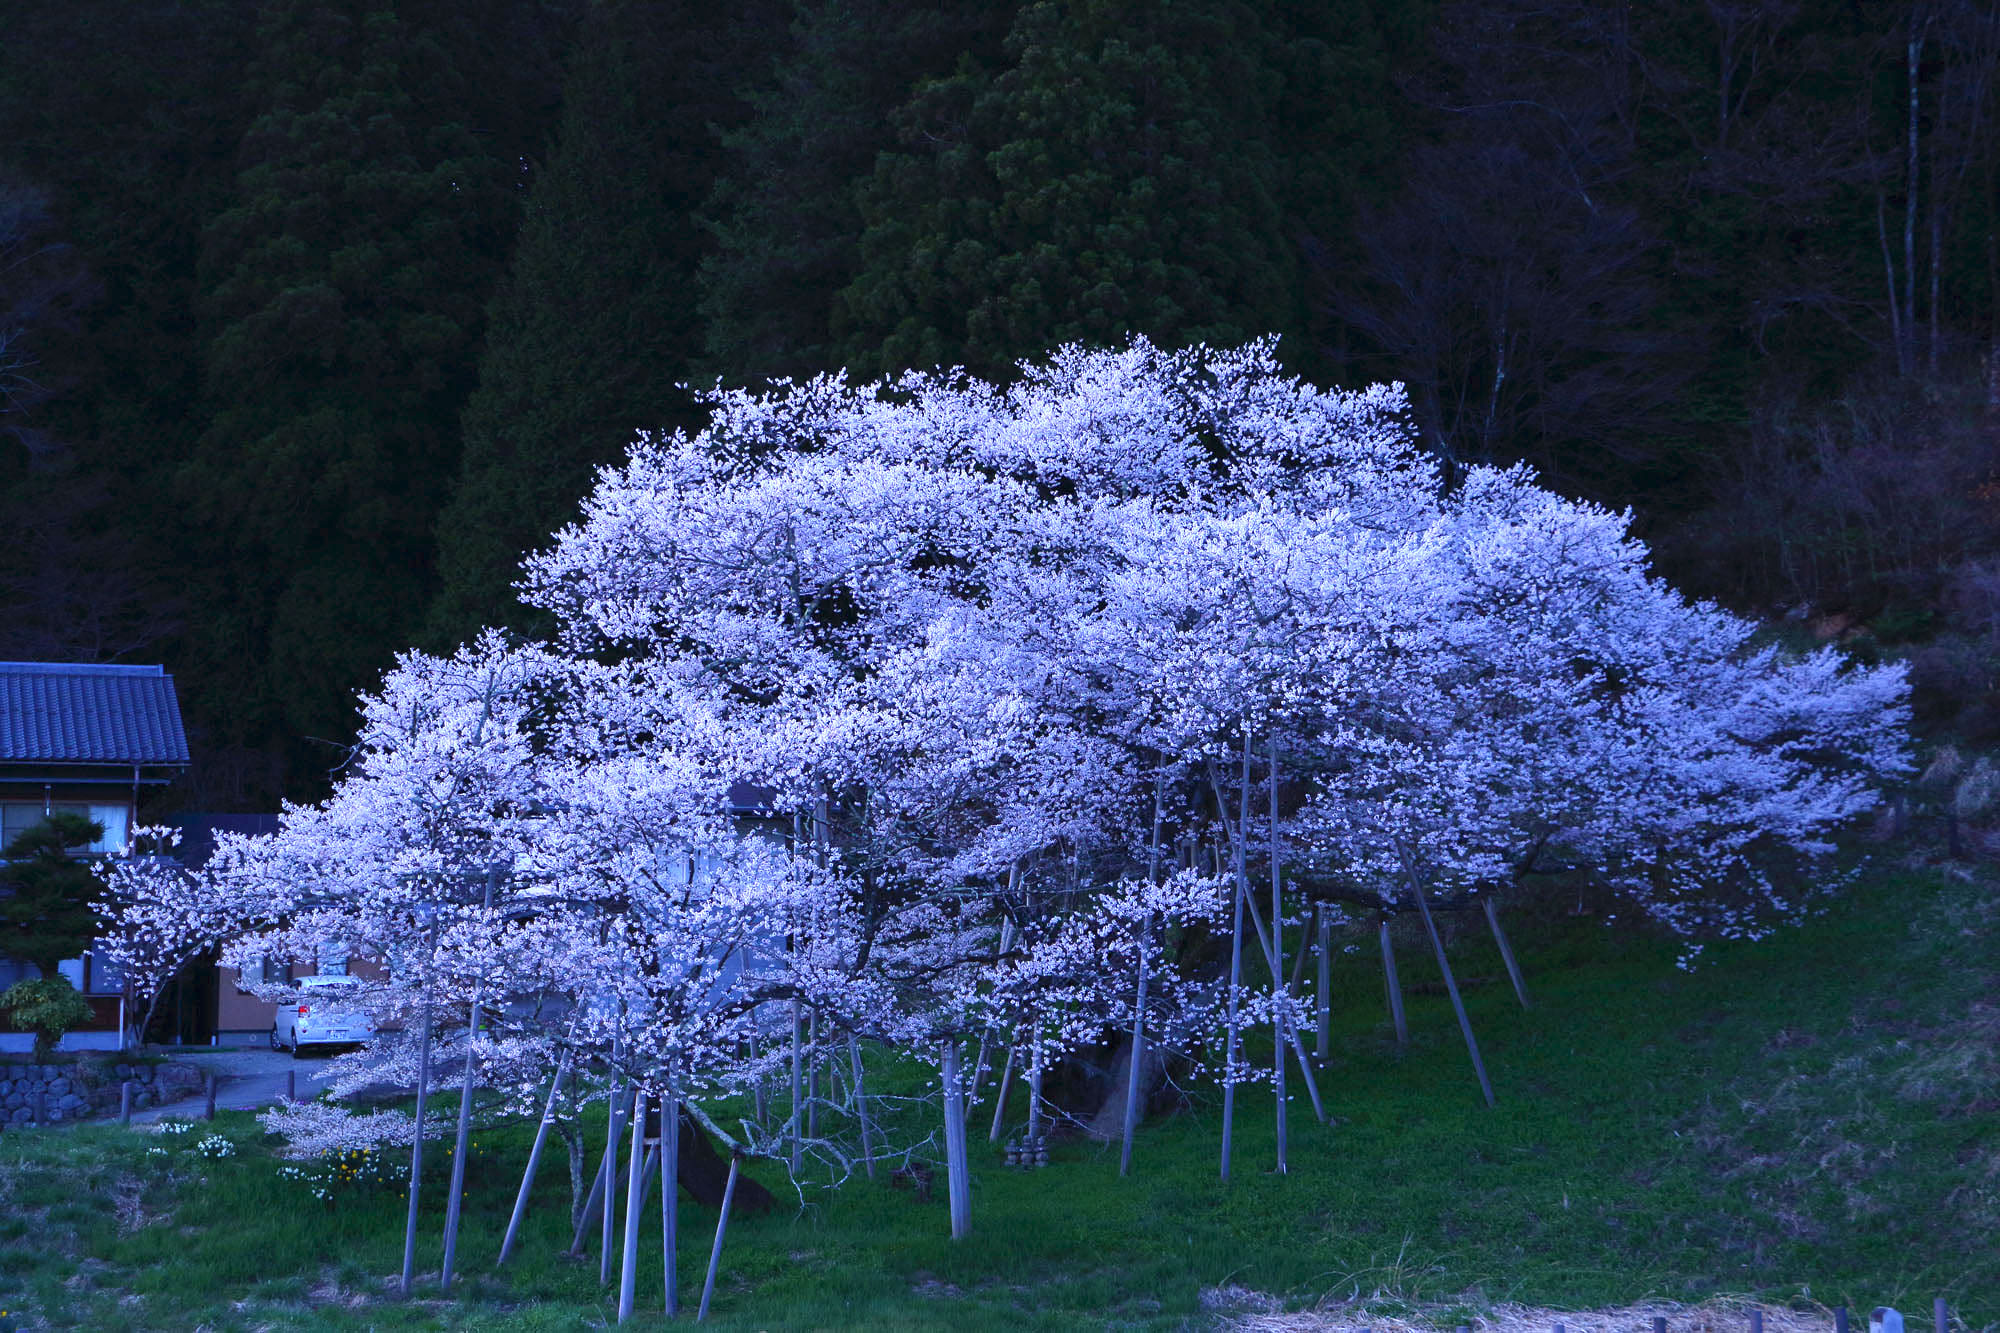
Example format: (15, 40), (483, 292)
(1225, 1294), (1946, 1333)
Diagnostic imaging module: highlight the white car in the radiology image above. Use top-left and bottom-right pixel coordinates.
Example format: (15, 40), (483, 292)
(271, 976), (374, 1057)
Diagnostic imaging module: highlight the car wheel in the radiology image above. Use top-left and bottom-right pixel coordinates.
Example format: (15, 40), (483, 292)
(269, 1026), (281, 1051)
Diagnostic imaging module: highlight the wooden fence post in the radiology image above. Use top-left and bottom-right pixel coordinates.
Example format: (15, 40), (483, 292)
(119, 1081), (133, 1125)
(202, 1071), (217, 1121)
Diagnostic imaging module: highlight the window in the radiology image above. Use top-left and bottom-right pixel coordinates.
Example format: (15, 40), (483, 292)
(260, 956), (291, 984)
(0, 801), (128, 854)
(0, 802), (44, 850)
(315, 943), (348, 976)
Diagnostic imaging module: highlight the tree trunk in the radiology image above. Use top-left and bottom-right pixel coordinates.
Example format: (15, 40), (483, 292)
(1089, 1031), (1166, 1145)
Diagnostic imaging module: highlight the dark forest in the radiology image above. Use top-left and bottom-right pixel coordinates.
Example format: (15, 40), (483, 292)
(4, 0), (1997, 807)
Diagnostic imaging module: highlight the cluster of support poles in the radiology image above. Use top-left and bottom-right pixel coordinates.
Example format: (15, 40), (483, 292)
(380, 808), (1536, 1317)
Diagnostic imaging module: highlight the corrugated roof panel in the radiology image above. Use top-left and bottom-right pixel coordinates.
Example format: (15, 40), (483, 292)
(0, 663), (191, 765)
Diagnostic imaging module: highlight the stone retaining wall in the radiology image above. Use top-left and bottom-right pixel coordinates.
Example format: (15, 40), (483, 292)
(0, 1059), (205, 1124)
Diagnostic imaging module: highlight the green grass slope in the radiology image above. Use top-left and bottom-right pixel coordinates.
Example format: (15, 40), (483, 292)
(2, 860), (1995, 1331)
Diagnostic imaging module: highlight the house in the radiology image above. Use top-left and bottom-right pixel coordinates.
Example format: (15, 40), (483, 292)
(170, 813), (393, 1047)
(0, 661), (191, 1051)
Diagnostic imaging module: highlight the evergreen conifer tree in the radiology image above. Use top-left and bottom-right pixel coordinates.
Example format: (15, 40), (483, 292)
(0, 813), (104, 979)
(838, 0), (1383, 379)
(430, 0), (733, 642)
(178, 0), (514, 783)
(697, 0), (1013, 384)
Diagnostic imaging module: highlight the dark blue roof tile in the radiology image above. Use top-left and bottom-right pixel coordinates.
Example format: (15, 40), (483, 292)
(0, 662), (191, 765)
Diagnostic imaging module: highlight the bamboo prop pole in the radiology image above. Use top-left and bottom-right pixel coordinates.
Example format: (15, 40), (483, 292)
(1269, 739), (1287, 1176)
(848, 1035), (876, 1180)
(1402, 849), (1496, 1108)
(1288, 923), (1310, 992)
(617, 1090), (648, 1323)
(941, 1039), (972, 1239)
(440, 870), (498, 1294)
(1219, 733), (1252, 1183)
(1379, 916), (1408, 1046)
(1483, 897), (1532, 1009)
(399, 920), (438, 1297)
(696, 1156), (742, 1322)
(987, 1038), (1018, 1141)
(498, 1054), (572, 1267)
(662, 1086), (680, 1316)
(1315, 907), (1332, 1060)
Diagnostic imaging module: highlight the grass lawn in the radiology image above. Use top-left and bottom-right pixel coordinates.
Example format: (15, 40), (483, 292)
(2, 858), (1995, 1331)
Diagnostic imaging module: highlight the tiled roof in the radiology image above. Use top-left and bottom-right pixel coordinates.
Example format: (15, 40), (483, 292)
(0, 662), (191, 765)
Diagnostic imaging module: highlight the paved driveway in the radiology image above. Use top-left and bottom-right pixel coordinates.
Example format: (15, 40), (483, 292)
(130, 1048), (347, 1124)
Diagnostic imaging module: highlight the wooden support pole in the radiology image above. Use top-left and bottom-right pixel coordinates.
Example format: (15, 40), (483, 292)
(1403, 851), (1495, 1108)
(600, 1071), (626, 1283)
(439, 1026), (482, 1292)
(697, 1157), (741, 1323)
(119, 1081), (133, 1125)
(569, 1149), (610, 1255)
(1122, 767), (1164, 1176)
(788, 1001), (804, 1174)
(986, 1040), (1017, 1142)
(848, 1036), (876, 1180)
(1235, 884), (1327, 1122)
(1379, 917), (1407, 1046)
(617, 1090), (647, 1323)
(806, 1007), (821, 1141)
(499, 1057), (569, 1267)
(663, 1087), (680, 1316)
(968, 910), (1017, 1107)
(202, 1071), (217, 1121)
(400, 989), (435, 1295)
(1026, 1029), (1045, 1147)
(1315, 906), (1332, 1059)
(441, 865), (497, 1295)
(1220, 732), (1251, 1183)
(1269, 738), (1287, 1176)
(941, 1039), (971, 1239)
(1119, 923), (1148, 1177)
(1483, 897), (1531, 1009)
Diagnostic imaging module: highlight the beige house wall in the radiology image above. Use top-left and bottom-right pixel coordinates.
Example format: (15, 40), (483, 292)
(215, 956), (388, 1040)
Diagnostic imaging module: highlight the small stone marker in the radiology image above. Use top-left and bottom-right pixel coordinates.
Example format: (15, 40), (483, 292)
(1871, 1309), (1905, 1333)
(1934, 1300), (1947, 1333)
(119, 1081), (133, 1125)
(1752, 1312), (1764, 1333)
